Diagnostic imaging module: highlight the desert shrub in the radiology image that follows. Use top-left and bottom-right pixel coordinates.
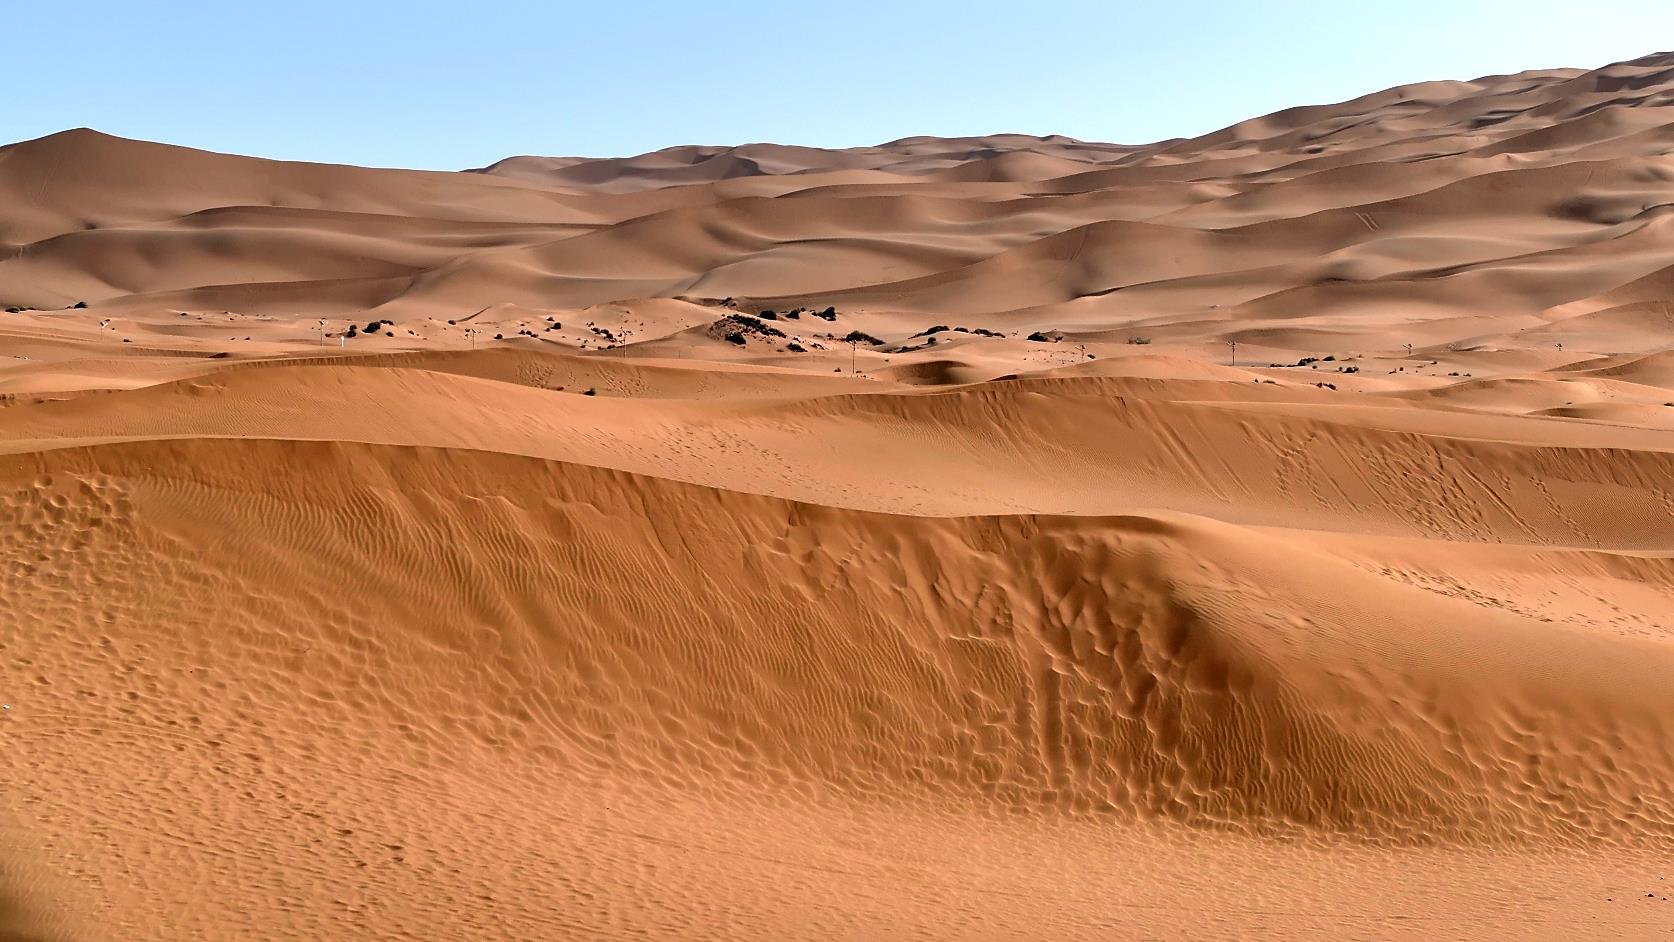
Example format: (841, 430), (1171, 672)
(725, 332), (746, 345)
(1026, 331), (1056, 342)
(1127, 336), (1151, 344)
(365, 321), (382, 333)
(758, 309), (777, 320)
(842, 330), (884, 345)
(715, 315), (784, 341)
(72, 301), (88, 309)
(787, 342), (805, 353)
(583, 388), (597, 396)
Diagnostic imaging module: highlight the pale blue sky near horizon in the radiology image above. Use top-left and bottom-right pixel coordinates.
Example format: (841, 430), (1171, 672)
(8, 1), (1673, 170)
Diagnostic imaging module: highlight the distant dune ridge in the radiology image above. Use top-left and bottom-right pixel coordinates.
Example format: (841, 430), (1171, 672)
(4, 51), (1674, 941)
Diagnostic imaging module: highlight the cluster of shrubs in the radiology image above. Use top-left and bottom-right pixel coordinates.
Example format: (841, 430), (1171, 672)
(841, 329), (884, 346)
(1026, 331), (1059, 343)
(4, 301), (88, 313)
(909, 324), (1003, 339)
(346, 318), (396, 338)
(756, 306), (837, 322)
(714, 313), (788, 347)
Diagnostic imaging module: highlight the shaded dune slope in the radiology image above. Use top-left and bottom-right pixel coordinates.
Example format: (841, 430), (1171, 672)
(8, 437), (1673, 846)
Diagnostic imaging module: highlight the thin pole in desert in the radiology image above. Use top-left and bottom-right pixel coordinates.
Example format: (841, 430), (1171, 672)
(1228, 339), (1238, 367)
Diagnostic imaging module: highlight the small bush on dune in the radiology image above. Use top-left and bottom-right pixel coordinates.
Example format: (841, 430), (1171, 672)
(1127, 336), (1151, 344)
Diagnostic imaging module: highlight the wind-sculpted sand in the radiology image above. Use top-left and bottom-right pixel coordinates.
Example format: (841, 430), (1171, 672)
(3, 51), (1674, 941)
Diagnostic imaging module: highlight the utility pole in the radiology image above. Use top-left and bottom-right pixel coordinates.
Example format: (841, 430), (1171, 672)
(850, 339), (858, 376)
(1228, 340), (1237, 368)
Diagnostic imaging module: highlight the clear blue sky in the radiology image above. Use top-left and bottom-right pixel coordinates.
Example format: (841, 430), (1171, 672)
(8, 0), (1671, 169)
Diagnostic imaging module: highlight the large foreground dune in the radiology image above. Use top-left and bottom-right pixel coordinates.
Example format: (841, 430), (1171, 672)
(4, 51), (1674, 941)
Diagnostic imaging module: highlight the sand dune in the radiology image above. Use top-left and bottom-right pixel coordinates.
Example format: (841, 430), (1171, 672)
(4, 50), (1674, 941)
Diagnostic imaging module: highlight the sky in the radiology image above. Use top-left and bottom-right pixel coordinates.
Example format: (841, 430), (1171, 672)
(8, 0), (1673, 169)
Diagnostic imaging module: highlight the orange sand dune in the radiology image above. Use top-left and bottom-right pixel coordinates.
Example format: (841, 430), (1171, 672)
(5, 50), (1674, 942)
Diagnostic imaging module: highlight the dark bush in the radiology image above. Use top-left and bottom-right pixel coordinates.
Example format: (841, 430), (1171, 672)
(583, 388), (597, 396)
(72, 301), (88, 309)
(842, 330), (884, 345)
(365, 321), (382, 333)
(758, 309), (777, 320)
(725, 332), (746, 346)
(1026, 331), (1056, 342)
(787, 342), (805, 353)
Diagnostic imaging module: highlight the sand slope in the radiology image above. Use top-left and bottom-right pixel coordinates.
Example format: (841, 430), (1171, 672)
(4, 51), (1674, 942)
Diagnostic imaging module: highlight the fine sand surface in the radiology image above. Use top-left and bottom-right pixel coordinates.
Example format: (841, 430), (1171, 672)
(5, 51), (1674, 941)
